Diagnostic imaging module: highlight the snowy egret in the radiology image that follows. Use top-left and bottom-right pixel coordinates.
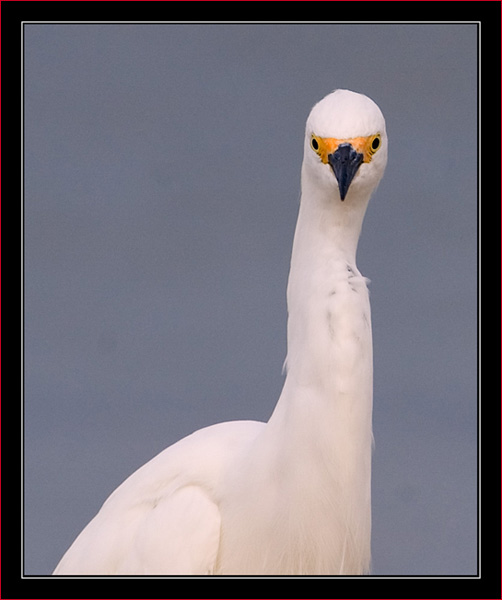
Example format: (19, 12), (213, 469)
(53, 89), (388, 575)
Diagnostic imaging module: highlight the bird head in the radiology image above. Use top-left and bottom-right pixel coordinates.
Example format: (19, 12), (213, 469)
(303, 89), (388, 201)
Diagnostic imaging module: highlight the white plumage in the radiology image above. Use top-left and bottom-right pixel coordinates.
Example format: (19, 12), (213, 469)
(54, 89), (388, 575)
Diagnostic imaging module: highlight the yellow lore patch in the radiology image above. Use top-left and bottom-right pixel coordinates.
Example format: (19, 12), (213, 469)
(310, 133), (381, 164)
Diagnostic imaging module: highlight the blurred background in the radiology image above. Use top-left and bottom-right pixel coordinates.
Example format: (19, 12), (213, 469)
(23, 23), (478, 575)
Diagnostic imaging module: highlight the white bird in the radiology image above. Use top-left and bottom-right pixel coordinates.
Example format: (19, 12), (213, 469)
(53, 89), (388, 576)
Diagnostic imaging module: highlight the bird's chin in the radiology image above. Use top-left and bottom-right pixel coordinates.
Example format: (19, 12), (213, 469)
(336, 172), (379, 204)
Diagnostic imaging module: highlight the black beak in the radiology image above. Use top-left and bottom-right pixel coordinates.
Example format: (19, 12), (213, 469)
(327, 143), (364, 201)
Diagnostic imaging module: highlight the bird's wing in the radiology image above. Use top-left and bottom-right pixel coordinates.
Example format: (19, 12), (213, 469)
(116, 484), (221, 575)
(53, 483), (221, 575)
(54, 420), (263, 575)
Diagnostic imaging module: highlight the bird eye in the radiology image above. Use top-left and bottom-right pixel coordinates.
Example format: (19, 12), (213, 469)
(370, 135), (381, 152)
(311, 135), (320, 153)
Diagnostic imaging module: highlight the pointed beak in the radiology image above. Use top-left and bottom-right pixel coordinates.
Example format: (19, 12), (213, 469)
(327, 143), (364, 201)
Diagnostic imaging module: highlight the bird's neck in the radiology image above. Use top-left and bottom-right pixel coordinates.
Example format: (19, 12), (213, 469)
(282, 175), (373, 400)
(291, 171), (370, 265)
(264, 180), (374, 572)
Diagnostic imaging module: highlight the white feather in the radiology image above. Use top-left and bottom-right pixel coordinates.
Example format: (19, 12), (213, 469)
(53, 89), (388, 575)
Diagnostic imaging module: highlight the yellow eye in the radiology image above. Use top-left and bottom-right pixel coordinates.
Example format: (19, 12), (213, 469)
(311, 135), (322, 154)
(368, 134), (381, 155)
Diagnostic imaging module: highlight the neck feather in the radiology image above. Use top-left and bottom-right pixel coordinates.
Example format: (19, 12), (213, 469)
(264, 179), (374, 573)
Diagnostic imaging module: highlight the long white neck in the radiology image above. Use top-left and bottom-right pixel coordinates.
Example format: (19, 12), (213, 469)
(265, 168), (374, 573)
(219, 165), (377, 575)
(284, 168), (372, 387)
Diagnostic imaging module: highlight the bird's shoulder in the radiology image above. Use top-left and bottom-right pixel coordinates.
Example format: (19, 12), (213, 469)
(103, 420), (264, 511)
(54, 420), (264, 574)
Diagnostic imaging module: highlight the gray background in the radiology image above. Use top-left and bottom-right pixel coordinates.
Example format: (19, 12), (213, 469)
(23, 23), (478, 576)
